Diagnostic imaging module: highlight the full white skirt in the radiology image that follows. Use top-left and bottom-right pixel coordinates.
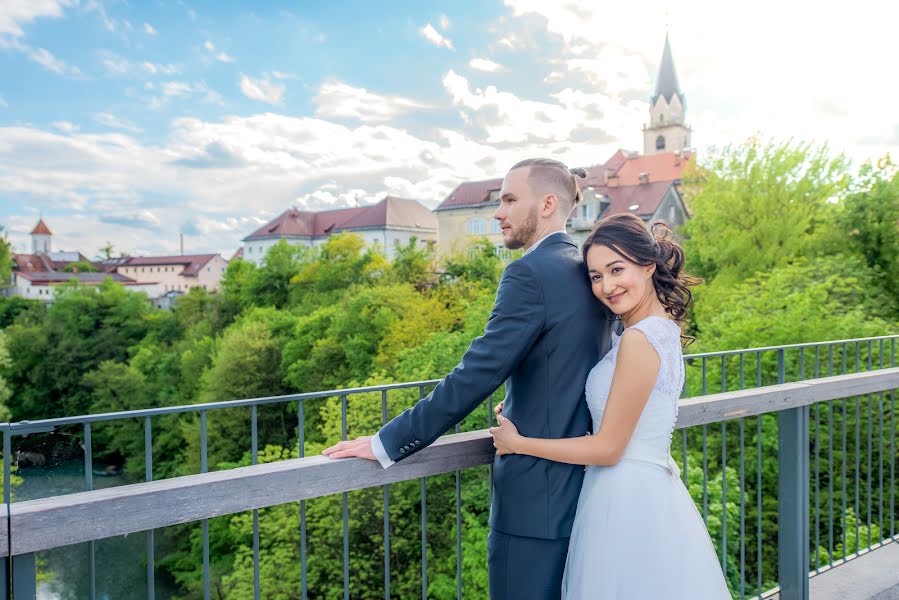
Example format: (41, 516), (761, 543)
(562, 460), (732, 599)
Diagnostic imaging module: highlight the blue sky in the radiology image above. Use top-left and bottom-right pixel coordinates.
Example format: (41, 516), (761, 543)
(2, 1), (897, 258)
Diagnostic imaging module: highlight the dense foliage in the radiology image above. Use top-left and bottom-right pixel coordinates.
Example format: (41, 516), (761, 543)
(1, 139), (897, 599)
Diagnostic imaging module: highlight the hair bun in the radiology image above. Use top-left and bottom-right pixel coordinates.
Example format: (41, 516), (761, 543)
(569, 167), (587, 178)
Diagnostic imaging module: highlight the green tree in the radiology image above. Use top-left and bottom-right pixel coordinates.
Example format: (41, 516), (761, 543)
(0, 228), (11, 286)
(248, 240), (308, 309)
(62, 260), (98, 273)
(836, 156), (899, 301)
(681, 139), (851, 282)
(391, 236), (436, 290)
(442, 238), (504, 286)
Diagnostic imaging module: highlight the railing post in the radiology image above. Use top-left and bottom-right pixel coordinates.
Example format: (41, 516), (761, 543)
(11, 554), (36, 600)
(778, 405), (810, 600)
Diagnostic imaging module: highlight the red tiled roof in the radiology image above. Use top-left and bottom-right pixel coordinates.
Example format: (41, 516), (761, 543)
(434, 178), (503, 211)
(231, 247), (244, 260)
(30, 219), (52, 235)
(245, 196), (437, 241)
(610, 151), (691, 186)
(600, 180), (675, 218)
(124, 254), (218, 276)
(434, 150), (688, 211)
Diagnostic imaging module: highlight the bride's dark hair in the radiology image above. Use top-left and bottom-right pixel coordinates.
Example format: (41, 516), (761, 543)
(581, 213), (701, 341)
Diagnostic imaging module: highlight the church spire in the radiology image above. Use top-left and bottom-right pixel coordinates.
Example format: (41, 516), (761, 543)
(651, 34), (684, 107)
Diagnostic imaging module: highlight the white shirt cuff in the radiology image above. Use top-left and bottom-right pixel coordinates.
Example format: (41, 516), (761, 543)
(371, 431), (395, 468)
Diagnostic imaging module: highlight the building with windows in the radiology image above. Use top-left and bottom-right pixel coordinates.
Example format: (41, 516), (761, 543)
(643, 34), (691, 156)
(432, 178), (506, 257)
(7, 220), (158, 302)
(433, 33), (692, 256)
(107, 254), (228, 294)
(241, 195), (437, 265)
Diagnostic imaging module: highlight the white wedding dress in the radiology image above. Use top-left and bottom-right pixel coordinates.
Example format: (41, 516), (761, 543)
(561, 316), (731, 599)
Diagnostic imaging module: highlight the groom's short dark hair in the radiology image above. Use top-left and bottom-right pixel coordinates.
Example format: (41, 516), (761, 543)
(510, 158), (587, 208)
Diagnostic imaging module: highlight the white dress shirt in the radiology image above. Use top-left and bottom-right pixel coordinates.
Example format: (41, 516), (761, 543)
(370, 228), (568, 468)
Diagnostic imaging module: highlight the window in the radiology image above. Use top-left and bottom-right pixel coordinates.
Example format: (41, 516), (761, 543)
(247, 247), (252, 254)
(656, 135), (666, 151)
(490, 219), (502, 234)
(581, 203), (594, 220)
(489, 189), (500, 202)
(669, 206), (676, 222)
(466, 218), (487, 235)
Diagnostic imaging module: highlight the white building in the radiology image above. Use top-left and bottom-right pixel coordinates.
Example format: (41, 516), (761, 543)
(241, 196), (437, 266)
(110, 254), (229, 294)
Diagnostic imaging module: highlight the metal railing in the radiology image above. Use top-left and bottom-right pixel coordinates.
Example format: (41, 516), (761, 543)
(2, 334), (898, 600)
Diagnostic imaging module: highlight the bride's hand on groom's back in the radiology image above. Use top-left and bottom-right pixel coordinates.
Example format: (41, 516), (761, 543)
(490, 414), (521, 455)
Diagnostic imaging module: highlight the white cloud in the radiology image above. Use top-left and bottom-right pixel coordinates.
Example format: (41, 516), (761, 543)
(419, 23), (454, 50)
(0, 0), (72, 38)
(145, 80), (223, 109)
(101, 52), (180, 77)
(469, 58), (502, 72)
(313, 80), (428, 123)
(271, 71), (295, 80)
(52, 120), (78, 133)
(203, 40), (215, 52)
(94, 113), (143, 133)
(0, 94), (7, 108)
(438, 14), (451, 30)
(29, 46), (79, 75)
(143, 22), (156, 35)
(141, 61), (180, 76)
(215, 52), (233, 63)
(239, 74), (285, 105)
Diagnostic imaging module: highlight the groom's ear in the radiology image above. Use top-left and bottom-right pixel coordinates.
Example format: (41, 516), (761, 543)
(541, 192), (560, 216)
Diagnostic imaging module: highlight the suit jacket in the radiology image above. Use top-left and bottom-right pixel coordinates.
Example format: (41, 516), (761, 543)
(377, 232), (613, 539)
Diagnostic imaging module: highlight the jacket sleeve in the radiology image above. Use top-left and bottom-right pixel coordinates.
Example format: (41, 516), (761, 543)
(377, 259), (545, 463)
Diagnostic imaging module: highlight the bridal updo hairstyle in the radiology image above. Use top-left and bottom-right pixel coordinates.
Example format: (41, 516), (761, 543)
(582, 213), (700, 331)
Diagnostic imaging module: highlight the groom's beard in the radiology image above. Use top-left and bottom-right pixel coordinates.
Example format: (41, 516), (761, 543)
(504, 204), (539, 250)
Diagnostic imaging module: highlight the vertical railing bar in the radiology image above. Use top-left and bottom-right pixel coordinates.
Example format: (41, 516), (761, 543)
(720, 356), (727, 577)
(419, 385), (428, 600)
(681, 358), (688, 485)
(739, 415), (745, 600)
(828, 398), (834, 564)
(867, 390), (873, 549)
(855, 395), (860, 553)
(145, 416), (155, 600)
(84, 422), (96, 600)
(813, 402), (819, 572)
(201, 410), (209, 600)
(455, 422), (462, 600)
(341, 394), (349, 600)
(702, 357), (708, 525)
(252, 405), (260, 600)
(878, 341), (884, 538)
(299, 399), (307, 600)
(381, 391), (390, 600)
(841, 397), (847, 561)
(891, 338), (896, 539)
(757, 412), (762, 599)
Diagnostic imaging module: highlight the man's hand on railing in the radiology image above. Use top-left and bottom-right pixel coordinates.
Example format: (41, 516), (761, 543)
(323, 436), (376, 460)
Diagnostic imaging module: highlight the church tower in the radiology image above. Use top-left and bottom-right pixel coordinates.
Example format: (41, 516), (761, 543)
(643, 34), (691, 155)
(30, 218), (52, 254)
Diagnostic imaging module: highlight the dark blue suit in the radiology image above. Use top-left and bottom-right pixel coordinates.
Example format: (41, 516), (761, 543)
(378, 232), (612, 598)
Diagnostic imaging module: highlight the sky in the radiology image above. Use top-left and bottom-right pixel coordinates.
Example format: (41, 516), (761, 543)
(1, 0), (897, 259)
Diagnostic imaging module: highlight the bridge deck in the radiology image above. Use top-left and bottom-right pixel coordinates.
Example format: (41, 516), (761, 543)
(808, 541), (899, 600)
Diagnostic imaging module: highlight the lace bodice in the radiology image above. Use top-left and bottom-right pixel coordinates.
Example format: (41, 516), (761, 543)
(585, 316), (684, 465)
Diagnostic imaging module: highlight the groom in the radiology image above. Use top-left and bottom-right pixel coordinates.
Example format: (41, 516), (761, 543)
(324, 158), (612, 599)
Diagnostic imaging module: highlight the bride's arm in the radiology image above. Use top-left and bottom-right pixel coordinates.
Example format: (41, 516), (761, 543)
(490, 329), (660, 466)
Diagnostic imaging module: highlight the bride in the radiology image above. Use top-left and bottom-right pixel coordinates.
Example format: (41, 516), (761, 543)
(490, 213), (731, 599)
